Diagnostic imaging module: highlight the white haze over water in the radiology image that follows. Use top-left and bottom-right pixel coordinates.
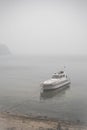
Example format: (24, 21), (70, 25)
(0, 0), (87, 55)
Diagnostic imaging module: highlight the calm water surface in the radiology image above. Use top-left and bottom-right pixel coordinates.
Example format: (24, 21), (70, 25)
(0, 55), (87, 122)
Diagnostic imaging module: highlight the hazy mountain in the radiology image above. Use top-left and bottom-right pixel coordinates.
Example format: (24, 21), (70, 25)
(0, 44), (11, 55)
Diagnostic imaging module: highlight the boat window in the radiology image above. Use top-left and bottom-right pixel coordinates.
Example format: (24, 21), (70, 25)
(58, 71), (64, 74)
(60, 75), (62, 78)
(59, 74), (65, 78)
(52, 74), (59, 78)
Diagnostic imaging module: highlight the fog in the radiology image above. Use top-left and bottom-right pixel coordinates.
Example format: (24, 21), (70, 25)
(0, 0), (87, 55)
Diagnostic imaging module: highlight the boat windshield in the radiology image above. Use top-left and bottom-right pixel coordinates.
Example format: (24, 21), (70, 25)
(52, 74), (59, 79)
(58, 71), (64, 74)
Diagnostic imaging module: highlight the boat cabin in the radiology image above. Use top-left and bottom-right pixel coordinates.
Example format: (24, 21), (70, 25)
(52, 71), (66, 79)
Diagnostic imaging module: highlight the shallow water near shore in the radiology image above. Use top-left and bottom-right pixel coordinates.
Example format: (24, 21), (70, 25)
(0, 55), (87, 122)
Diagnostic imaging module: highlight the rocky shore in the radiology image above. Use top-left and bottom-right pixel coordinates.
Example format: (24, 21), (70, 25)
(0, 112), (87, 130)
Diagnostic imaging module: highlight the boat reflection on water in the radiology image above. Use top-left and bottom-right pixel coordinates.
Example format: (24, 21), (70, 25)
(40, 85), (70, 100)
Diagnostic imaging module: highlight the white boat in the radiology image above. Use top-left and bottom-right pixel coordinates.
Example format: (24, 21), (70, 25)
(41, 71), (71, 91)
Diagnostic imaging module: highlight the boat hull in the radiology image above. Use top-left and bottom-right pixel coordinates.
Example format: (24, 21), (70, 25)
(42, 81), (71, 91)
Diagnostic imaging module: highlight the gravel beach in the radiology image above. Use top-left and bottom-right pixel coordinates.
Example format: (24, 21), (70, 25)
(0, 112), (87, 130)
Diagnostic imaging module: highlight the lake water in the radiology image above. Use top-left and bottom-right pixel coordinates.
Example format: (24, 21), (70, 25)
(0, 55), (87, 122)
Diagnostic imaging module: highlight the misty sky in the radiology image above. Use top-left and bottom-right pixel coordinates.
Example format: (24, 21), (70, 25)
(0, 0), (87, 55)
